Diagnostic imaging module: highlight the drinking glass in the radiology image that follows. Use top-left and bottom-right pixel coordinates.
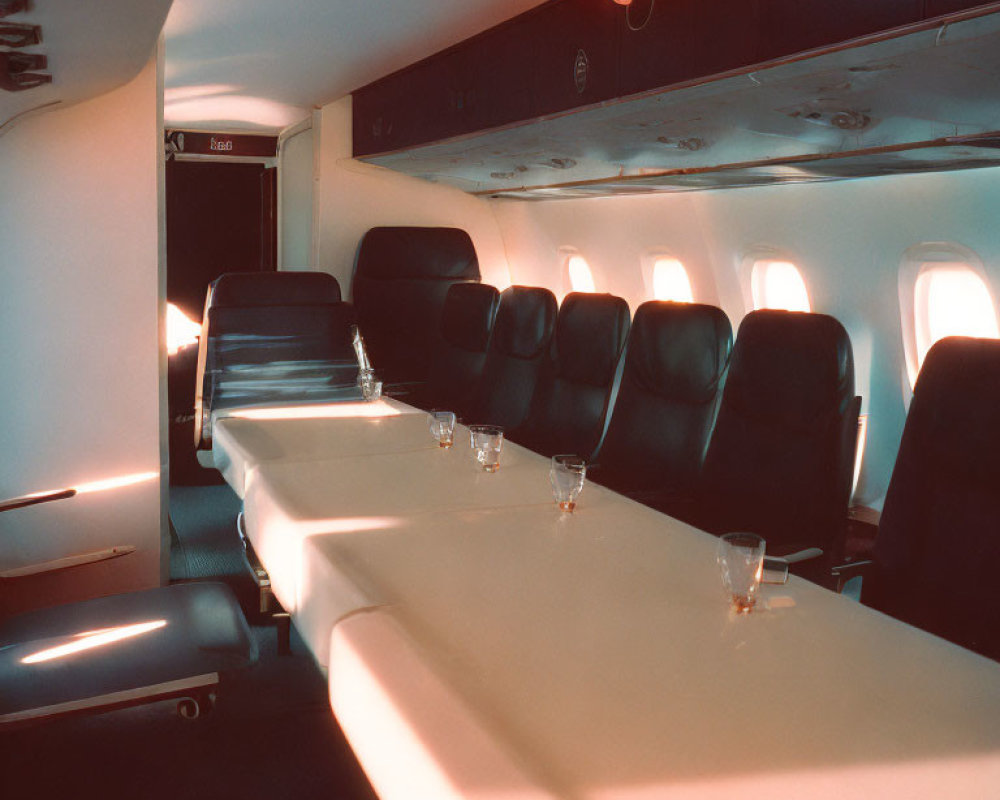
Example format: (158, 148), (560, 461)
(468, 425), (503, 472)
(429, 410), (457, 448)
(357, 369), (382, 402)
(549, 455), (586, 511)
(717, 533), (766, 613)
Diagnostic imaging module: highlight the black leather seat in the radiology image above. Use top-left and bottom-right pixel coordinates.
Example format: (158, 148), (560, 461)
(462, 286), (557, 430)
(511, 292), (630, 460)
(194, 271), (356, 447)
(592, 301), (732, 516)
(408, 282), (500, 412)
(352, 227), (481, 389)
(696, 309), (861, 566)
(861, 336), (1000, 660)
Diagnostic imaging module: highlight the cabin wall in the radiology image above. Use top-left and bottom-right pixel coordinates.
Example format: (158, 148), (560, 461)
(279, 125), (314, 269)
(491, 167), (1000, 507)
(312, 97), (512, 294)
(0, 57), (163, 615)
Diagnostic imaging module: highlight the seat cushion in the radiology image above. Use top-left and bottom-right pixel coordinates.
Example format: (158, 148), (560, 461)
(867, 336), (1000, 659)
(352, 227), (481, 385)
(512, 293), (630, 459)
(0, 583), (257, 721)
(594, 302), (732, 505)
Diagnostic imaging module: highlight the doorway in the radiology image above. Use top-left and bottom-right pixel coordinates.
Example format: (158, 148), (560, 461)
(166, 156), (277, 483)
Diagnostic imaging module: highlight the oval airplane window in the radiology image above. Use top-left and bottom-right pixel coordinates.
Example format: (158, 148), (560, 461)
(914, 264), (999, 375)
(652, 258), (694, 303)
(567, 255), (596, 293)
(751, 260), (811, 312)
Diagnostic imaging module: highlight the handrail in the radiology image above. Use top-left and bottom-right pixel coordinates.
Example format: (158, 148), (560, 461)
(0, 488), (76, 514)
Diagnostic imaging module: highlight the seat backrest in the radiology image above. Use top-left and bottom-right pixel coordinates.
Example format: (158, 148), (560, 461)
(593, 301), (732, 510)
(697, 309), (859, 555)
(866, 336), (1000, 660)
(352, 227), (481, 386)
(207, 270), (342, 306)
(512, 292), (630, 460)
(462, 286), (557, 429)
(412, 282), (500, 411)
(194, 271), (356, 446)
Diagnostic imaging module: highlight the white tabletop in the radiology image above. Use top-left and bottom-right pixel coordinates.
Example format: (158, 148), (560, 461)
(215, 404), (1000, 800)
(212, 397), (421, 497)
(316, 502), (1000, 798)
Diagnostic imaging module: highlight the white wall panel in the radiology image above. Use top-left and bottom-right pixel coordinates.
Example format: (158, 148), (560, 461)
(0, 58), (163, 615)
(279, 125), (314, 270)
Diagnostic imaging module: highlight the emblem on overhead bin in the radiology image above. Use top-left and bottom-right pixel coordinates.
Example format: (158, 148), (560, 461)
(574, 49), (589, 94)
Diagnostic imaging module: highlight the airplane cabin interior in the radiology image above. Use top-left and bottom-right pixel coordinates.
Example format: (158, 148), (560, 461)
(1, 0), (999, 797)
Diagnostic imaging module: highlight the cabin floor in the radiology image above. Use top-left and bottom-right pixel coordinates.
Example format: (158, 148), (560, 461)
(0, 485), (377, 800)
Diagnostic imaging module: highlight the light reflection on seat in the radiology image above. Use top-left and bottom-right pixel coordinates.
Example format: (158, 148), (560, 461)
(21, 620), (168, 664)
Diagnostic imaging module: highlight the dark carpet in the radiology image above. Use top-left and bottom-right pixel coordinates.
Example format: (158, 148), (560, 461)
(0, 485), (379, 800)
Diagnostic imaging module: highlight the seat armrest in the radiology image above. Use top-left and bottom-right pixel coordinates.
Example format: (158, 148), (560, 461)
(830, 559), (874, 594)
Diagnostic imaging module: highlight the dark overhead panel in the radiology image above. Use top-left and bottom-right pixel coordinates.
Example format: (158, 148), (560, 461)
(0, 0), (28, 18)
(356, 2), (1000, 198)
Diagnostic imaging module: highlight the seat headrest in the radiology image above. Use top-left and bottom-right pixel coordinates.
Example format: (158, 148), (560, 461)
(555, 293), (631, 386)
(442, 282), (500, 351)
(209, 272), (341, 307)
(726, 309), (855, 427)
(910, 336), (1000, 482)
(628, 301), (733, 403)
(355, 227), (480, 281)
(493, 286), (557, 360)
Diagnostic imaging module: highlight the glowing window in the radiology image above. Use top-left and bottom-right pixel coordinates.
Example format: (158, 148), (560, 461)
(167, 303), (201, 355)
(914, 264), (999, 372)
(751, 260), (811, 312)
(652, 258), (694, 303)
(567, 255), (596, 293)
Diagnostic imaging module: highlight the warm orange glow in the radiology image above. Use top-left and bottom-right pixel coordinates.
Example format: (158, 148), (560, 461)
(751, 260), (811, 312)
(230, 401), (404, 421)
(852, 414), (868, 498)
(914, 265), (999, 381)
(167, 303), (201, 355)
(292, 516), (402, 537)
(22, 620), (167, 664)
(567, 255), (596, 293)
(74, 472), (159, 495)
(652, 258), (694, 303)
(329, 614), (544, 800)
(23, 472), (157, 503)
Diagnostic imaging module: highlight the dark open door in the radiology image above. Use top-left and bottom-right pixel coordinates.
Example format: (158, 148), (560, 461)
(166, 160), (277, 319)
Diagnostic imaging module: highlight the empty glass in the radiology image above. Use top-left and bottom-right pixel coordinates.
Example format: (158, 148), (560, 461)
(717, 533), (766, 613)
(550, 455), (586, 511)
(469, 425), (503, 472)
(357, 369), (382, 402)
(429, 410), (457, 448)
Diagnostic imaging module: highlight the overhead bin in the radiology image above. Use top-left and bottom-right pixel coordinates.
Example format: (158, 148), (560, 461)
(353, 0), (1000, 196)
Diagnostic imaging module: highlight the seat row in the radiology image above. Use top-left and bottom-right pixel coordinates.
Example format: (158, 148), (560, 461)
(403, 282), (861, 569)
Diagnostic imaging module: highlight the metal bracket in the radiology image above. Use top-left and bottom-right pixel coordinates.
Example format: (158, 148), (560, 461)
(237, 511), (274, 614)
